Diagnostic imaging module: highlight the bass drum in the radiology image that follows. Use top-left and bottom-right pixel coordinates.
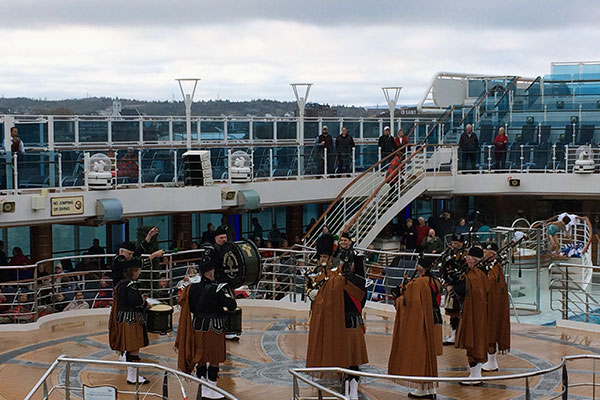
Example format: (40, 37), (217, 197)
(219, 240), (262, 288)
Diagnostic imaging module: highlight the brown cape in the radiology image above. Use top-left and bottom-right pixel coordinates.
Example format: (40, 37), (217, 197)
(306, 271), (348, 367)
(456, 268), (489, 364)
(108, 286), (121, 351)
(344, 278), (368, 366)
(388, 277), (438, 382)
(174, 285), (196, 374)
(487, 262), (511, 352)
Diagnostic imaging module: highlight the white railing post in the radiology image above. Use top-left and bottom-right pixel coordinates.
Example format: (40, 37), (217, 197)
(297, 145), (301, 178)
(84, 152), (90, 190)
(227, 148), (232, 184)
(488, 145), (492, 172)
(552, 144), (557, 172)
(565, 145), (569, 173)
(520, 144), (524, 171)
(138, 149), (142, 187)
(12, 153), (18, 194)
(58, 152), (63, 192)
(324, 147), (328, 179)
(352, 147), (356, 177)
(269, 148), (273, 180)
(377, 147), (382, 172)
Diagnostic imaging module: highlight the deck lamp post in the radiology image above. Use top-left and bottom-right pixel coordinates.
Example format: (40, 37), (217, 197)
(176, 78), (200, 149)
(382, 87), (402, 136)
(291, 83), (313, 174)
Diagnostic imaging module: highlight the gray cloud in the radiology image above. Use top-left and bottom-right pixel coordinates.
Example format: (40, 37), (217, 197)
(4, 0), (599, 30)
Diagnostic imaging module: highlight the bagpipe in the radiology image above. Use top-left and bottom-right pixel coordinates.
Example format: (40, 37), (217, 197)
(472, 232), (528, 273)
(435, 246), (468, 285)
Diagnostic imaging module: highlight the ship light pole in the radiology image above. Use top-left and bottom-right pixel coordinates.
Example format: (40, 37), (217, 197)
(176, 78), (200, 149)
(382, 86), (402, 136)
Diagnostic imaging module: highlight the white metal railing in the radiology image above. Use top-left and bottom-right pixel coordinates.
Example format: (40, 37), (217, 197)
(290, 354), (600, 400)
(25, 355), (238, 400)
(549, 262), (600, 322)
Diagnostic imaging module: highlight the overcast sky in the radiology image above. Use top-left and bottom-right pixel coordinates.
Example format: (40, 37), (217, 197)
(2, 1), (599, 106)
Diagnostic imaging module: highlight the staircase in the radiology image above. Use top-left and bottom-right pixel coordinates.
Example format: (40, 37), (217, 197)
(304, 108), (456, 249)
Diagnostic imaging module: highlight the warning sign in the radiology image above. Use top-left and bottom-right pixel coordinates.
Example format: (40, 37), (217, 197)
(51, 196), (84, 216)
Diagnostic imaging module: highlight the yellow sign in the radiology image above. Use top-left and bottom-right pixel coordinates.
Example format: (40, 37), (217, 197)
(51, 196), (85, 216)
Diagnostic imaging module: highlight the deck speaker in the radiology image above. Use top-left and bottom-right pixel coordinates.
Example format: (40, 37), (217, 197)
(556, 101), (564, 109)
(508, 178), (520, 187)
(570, 116), (579, 124)
(182, 150), (213, 186)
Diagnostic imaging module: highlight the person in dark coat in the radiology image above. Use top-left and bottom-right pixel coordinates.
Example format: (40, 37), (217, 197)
(378, 126), (396, 161)
(402, 218), (418, 251)
(336, 126), (356, 174)
(459, 124), (479, 170)
(316, 125), (334, 175)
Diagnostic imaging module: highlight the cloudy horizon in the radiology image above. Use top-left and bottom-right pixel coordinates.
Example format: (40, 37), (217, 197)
(2, 1), (599, 106)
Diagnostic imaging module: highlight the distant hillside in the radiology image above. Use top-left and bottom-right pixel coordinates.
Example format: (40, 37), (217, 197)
(0, 97), (375, 117)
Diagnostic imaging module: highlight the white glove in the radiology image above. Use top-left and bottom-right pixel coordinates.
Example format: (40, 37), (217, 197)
(308, 289), (318, 301)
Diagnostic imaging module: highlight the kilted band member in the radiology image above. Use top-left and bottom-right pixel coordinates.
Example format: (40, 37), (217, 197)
(443, 234), (464, 345)
(449, 246), (489, 385)
(112, 226), (164, 286)
(388, 257), (442, 399)
(175, 256), (237, 400)
(481, 243), (510, 372)
(306, 232), (368, 400)
(108, 259), (150, 385)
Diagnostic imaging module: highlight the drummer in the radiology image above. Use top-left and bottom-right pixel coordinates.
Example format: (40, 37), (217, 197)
(108, 259), (150, 385)
(175, 255), (237, 399)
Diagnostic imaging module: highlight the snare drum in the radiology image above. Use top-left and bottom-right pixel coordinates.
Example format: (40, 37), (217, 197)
(147, 304), (173, 334)
(226, 308), (242, 335)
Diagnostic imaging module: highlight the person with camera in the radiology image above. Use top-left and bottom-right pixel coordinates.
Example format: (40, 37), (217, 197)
(388, 256), (442, 399)
(108, 259), (150, 385)
(175, 254), (237, 399)
(306, 232), (368, 400)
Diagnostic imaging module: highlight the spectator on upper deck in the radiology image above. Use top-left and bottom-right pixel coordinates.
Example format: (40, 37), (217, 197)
(378, 126), (396, 160)
(219, 216), (236, 242)
(395, 128), (409, 151)
(117, 147), (139, 181)
(335, 126), (355, 175)
(415, 217), (430, 252)
(459, 124), (479, 170)
(316, 125), (334, 175)
(10, 126), (25, 155)
(494, 127), (508, 170)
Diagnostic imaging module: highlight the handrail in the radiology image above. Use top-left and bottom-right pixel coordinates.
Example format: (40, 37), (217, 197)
(493, 76), (520, 108)
(302, 122), (421, 242)
(290, 354), (600, 400)
(25, 355), (239, 400)
(524, 76), (542, 93)
(340, 107), (455, 236)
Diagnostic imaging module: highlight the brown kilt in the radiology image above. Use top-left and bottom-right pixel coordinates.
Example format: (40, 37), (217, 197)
(193, 330), (227, 365)
(116, 319), (149, 352)
(346, 326), (368, 367)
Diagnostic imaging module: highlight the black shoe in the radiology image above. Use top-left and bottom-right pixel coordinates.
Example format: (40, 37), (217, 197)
(407, 392), (435, 399)
(442, 341), (455, 346)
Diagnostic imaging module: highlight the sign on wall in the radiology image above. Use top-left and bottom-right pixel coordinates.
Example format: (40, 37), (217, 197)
(50, 196), (85, 216)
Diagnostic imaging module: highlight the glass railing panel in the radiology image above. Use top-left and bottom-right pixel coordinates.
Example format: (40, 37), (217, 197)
(276, 121), (297, 140)
(304, 121), (319, 140)
(298, 144), (320, 176)
(354, 144), (378, 172)
(143, 120), (169, 142)
(79, 120), (108, 143)
(322, 120), (340, 137)
(272, 146), (298, 177)
(111, 120), (139, 142)
(140, 149), (175, 184)
(227, 121), (249, 141)
(54, 120), (75, 143)
(210, 147), (228, 180)
(252, 146), (271, 178)
(115, 149), (140, 184)
(200, 120), (224, 141)
(16, 122), (48, 147)
(173, 120), (198, 142)
(59, 150), (84, 187)
(362, 121), (379, 139)
(18, 151), (59, 189)
(253, 120), (274, 140)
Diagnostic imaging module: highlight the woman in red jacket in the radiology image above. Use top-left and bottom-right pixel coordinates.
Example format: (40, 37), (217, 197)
(494, 127), (508, 170)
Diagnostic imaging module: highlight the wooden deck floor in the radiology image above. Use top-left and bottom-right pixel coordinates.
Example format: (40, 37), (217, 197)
(2, 305), (600, 399)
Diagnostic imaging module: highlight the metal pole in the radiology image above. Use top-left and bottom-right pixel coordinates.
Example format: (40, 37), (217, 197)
(562, 363), (569, 400)
(536, 229), (541, 313)
(58, 152), (63, 192)
(65, 361), (71, 400)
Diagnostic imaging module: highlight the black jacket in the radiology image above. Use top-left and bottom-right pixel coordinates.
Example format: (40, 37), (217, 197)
(378, 135), (396, 155)
(117, 280), (146, 312)
(459, 132), (479, 152)
(402, 224), (418, 250)
(316, 134), (334, 153)
(189, 278), (237, 317)
(336, 134), (355, 155)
